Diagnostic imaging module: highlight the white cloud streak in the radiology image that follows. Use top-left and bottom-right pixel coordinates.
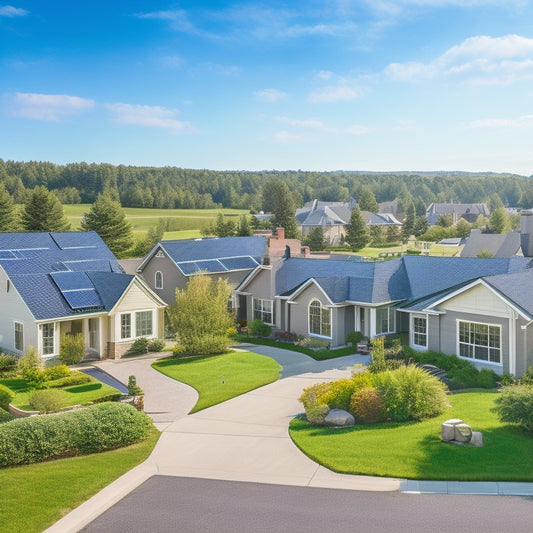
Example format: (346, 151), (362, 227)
(13, 93), (94, 121)
(385, 34), (533, 85)
(0, 5), (28, 17)
(254, 89), (288, 103)
(470, 114), (533, 128)
(308, 84), (361, 103)
(105, 103), (198, 133)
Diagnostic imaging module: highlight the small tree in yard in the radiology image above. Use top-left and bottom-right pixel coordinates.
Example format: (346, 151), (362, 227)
(346, 205), (369, 252)
(166, 275), (235, 355)
(59, 333), (85, 365)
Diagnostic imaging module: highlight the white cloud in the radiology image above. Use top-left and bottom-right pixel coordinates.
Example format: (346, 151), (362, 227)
(254, 89), (288, 103)
(13, 93), (94, 121)
(385, 34), (533, 84)
(135, 8), (203, 35)
(274, 115), (369, 136)
(160, 56), (183, 69)
(308, 83), (361, 103)
(0, 5), (28, 17)
(470, 114), (533, 128)
(106, 103), (198, 133)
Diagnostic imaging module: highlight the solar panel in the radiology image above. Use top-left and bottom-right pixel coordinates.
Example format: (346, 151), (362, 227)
(0, 250), (15, 259)
(177, 262), (198, 275)
(195, 260), (226, 273)
(220, 256), (258, 271)
(50, 271), (93, 291)
(62, 289), (102, 310)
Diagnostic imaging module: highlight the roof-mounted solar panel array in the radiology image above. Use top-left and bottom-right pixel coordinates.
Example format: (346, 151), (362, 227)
(177, 256), (259, 275)
(50, 271), (103, 311)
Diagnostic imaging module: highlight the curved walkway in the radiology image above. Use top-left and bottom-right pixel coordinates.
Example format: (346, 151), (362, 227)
(46, 345), (533, 533)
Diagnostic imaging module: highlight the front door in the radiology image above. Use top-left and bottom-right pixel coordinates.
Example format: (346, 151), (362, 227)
(88, 318), (99, 351)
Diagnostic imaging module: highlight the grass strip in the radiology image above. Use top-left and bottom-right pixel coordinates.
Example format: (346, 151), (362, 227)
(152, 351), (281, 413)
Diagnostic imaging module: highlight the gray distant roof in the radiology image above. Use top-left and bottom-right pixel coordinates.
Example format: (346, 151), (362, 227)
(274, 255), (531, 307)
(426, 202), (490, 225)
(461, 230), (522, 258)
(295, 199), (355, 227)
(361, 212), (402, 226)
(140, 236), (268, 276)
(0, 232), (130, 320)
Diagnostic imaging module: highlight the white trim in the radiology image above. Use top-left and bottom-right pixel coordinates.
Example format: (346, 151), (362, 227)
(155, 270), (163, 290)
(455, 318), (503, 367)
(235, 265), (271, 293)
(410, 313), (428, 351)
(308, 298), (332, 339)
(118, 308), (156, 341)
(13, 321), (24, 353)
(287, 278), (334, 306)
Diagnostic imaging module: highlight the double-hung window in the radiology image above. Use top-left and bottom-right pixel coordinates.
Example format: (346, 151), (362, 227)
(14, 322), (24, 352)
(253, 298), (273, 324)
(458, 321), (501, 364)
(412, 315), (427, 348)
(121, 310), (153, 340)
(309, 300), (331, 338)
(376, 307), (396, 335)
(41, 323), (55, 356)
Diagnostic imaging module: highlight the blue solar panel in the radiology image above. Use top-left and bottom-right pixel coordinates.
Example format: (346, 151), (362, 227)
(62, 289), (102, 310)
(50, 271), (93, 291)
(195, 260), (225, 273)
(177, 262), (198, 275)
(220, 256), (258, 270)
(0, 250), (15, 259)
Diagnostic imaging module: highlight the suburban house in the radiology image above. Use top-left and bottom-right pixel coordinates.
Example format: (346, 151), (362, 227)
(460, 229), (522, 258)
(295, 198), (402, 245)
(426, 202), (490, 226)
(234, 253), (533, 377)
(136, 231), (308, 304)
(0, 232), (166, 361)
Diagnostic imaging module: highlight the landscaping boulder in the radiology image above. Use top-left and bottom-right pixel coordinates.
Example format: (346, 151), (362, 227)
(470, 431), (484, 447)
(324, 409), (355, 427)
(441, 419), (463, 442)
(454, 423), (473, 443)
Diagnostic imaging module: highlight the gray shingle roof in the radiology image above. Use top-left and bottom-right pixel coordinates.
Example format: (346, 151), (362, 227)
(460, 230), (521, 258)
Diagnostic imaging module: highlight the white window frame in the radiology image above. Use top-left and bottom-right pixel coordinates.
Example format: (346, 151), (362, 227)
(119, 309), (155, 340)
(14, 321), (24, 352)
(253, 298), (274, 325)
(376, 306), (396, 335)
(155, 271), (163, 290)
(308, 299), (332, 339)
(40, 322), (57, 357)
(457, 319), (502, 365)
(121, 313), (132, 340)
(411, 314), (427, 349)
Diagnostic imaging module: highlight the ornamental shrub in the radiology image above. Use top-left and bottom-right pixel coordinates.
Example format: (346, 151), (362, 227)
(59, 333), (85, 365)
(43, 364), (71, 381)
(350, 387), (384, 424)
(0, 384), (15, 410)
(0, 407), (14, 423)
(47, 371), (91, 388)
(0, 402), (153, 467)
(299, 382), (331, 409)
(127, 337), (149, 355)
(0, 354), (18, 373)
(20, 367), (46, 389)
(477, 368), (499, 389)
(127, 375), (144, 396)
(17, 346), (42, 372)
(172, 344), (187, 357)
(345, 331), (363, 346)
(304, 403), (329, 424)
(29, 389), (68, 413)
(185, 334), (229, 355)
(493, 384), (533, 432)
(147, 339), (166, 353)
(368, 336), (386, 373)
(373, 365), (448, 422)
(248, 319), (271, 337)
(322, 379), (356, 411)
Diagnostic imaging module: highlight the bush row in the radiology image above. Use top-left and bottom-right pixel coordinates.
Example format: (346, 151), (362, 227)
(0, 402), (153, 467)
(300, 365), (448, 425)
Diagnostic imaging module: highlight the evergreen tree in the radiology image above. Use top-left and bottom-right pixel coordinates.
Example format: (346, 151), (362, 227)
(262, 179), (298, 238)
(386, 224), (401, 243)
(81, 194), (133, 257)
(401, 202), (416, 242)
(358, 186), (379, 213)
(345, 205), (369, 251)
(413, 216), (429, 237)
(236, 214), (252, 236)
(304, 227), (325, 251)
(0, 184), (19, 232)
(488, 207), (510, 234)
(21, 186), (70, 232)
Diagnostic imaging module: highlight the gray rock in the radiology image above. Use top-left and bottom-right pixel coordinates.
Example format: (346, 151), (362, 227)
(454, 423), (473, 443)
(441, 419), (463, 441)
(470, 431), (483, 447)
(324, 409), (355, 427)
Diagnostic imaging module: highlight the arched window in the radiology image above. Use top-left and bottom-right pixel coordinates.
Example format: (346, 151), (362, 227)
(155, 271), (163, 289)
(309, 299), (331, 338)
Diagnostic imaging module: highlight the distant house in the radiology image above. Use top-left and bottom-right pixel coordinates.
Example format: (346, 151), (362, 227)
(426, 203), (490, 226)
(0, 232), (166, 361)
(296, 198), (401, 245)
(461, 229), (522, 258)
(235, 251), (533, 377)
(137, 231), (308, 304)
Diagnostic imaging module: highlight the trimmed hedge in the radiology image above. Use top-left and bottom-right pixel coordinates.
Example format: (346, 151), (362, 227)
(46, 371), (91, 388)
(0, 384), (15, 410)
(0, 402), (153, 467)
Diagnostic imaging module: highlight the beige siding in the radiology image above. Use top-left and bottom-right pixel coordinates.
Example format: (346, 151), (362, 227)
(242, 268), (274, 299)
(289, 283), (333, 340)
(439, 284), (514, 318)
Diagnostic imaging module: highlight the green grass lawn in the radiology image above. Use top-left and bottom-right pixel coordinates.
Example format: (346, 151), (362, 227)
(0, 429), (159, 533)
(289, 390), (533, 481)
(163, 229), (203, 240)
(152, 351), (281, 413)
(0, 376), (120, 411)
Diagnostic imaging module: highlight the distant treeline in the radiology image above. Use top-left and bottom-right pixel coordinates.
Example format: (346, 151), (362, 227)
(1, 159), (532, 211)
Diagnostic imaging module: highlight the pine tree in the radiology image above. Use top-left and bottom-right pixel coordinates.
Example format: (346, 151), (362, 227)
(236, 214), (252, 236)
(305, 227), (325, 251)
(401, 202), (416, 242)
(21, 186), (70, 232)
(489, 208), (510, 234)
(358, 186), (379, 213)
(81, 194), (133, 257)
(345, 205), (369, 251)
(0, 183), (19, 232)
(262, 179), (298, 238)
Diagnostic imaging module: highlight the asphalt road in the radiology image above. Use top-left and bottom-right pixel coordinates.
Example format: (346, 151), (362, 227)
(81, 476), (533, 533)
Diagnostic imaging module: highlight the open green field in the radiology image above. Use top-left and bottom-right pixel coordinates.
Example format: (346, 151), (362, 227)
(0, 429), (159, 533)
(152, 351), (281, 413)
(63, 205), (249, 235)
(290, 390), (533, 481)
(0, 376), (120, 411)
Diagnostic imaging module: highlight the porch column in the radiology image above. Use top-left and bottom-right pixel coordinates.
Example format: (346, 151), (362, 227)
(370, 308), (377, 338)
(509, 312), (517, 376)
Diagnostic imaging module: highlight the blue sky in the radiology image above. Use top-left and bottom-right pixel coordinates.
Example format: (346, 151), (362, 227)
(2, 1), (533, 175)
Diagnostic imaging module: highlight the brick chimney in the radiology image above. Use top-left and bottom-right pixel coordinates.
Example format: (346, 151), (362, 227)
(276, 227), (285, 240)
